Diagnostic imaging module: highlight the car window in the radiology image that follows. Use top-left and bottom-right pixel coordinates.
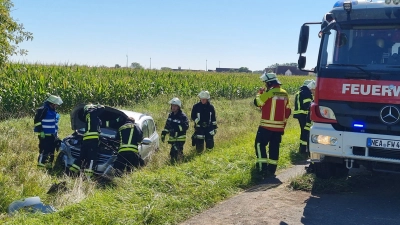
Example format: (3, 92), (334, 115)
(146, 119), (155, 135)
(141, 120), (149, 138)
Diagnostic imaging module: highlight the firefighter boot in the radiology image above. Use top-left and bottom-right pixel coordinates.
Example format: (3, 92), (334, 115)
(191, 134), (196, 146)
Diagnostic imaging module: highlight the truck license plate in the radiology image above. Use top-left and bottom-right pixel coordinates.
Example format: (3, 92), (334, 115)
(367, 138), (400, 150)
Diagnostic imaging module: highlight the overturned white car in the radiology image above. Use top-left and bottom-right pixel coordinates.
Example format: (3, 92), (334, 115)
(57, 104), (159, 176)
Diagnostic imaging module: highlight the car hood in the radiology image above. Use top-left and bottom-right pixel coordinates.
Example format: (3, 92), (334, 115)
(70, 104), (144, 130)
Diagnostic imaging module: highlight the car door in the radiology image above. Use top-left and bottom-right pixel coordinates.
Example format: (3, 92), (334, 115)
(140, 120), (150, 159)
(146, 118), (158, 150)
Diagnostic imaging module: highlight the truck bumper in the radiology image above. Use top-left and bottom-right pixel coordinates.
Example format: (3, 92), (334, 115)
(309, 123), (400, 165)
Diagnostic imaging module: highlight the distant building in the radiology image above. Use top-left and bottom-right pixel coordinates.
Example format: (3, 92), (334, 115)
(216, 68), (239, 72)
(265, 66), (311, 76)
(172, 68), (204, 72)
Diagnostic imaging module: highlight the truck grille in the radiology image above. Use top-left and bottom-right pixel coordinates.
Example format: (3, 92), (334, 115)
(321, 100), (400, 135)
(353, 146), (400, 160)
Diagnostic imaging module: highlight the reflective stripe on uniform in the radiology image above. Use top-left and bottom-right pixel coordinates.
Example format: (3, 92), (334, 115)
(118, 147), (138, 153)
(69, 164), (80, 173)
(168, 135), (186, 142)
(260, 119), (285, 129)
(84, 131), (99, 140)
(256, 143), (265, 171)
(267, 159), (278, 165)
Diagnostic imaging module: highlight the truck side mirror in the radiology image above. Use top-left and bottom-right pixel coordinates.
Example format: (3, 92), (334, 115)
(298, 25), (310, 54)
(298, 56), (306, 69)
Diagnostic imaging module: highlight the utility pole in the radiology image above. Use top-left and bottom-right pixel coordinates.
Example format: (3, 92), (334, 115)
(150, 57), (151, 69)
(206, 59), (207, 71)
(219, 61), (220, 68)
(126, 55), (128, 68)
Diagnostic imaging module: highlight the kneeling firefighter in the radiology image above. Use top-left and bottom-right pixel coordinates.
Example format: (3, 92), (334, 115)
(69, 103), (105, 177)
(191, 91), (217, 152)
(113, 116), (145, 173)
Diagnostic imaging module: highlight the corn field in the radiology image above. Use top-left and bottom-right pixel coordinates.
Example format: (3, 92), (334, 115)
(0, 63), (312, 120)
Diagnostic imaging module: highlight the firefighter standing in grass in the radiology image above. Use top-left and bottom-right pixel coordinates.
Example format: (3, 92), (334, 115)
(191, 91), (218, 152)
(34, 94), (63, 169)
(114, 116), (145, 173)
(161, 98), (189, 161)
(254, 72), (291, 177)
(69, 103), (105, 177)
(293, 79), (315, 155)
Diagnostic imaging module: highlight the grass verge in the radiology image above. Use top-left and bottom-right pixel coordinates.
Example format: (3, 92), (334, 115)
(1, 96), (304, 224)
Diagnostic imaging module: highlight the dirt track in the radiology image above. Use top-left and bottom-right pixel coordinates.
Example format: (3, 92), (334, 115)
(180, 163), (400, 225)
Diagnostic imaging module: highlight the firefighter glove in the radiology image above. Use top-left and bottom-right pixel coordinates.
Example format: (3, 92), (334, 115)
(39, 132), (45, 139)
(161, 135), (165, 143)
(209, 130), (215, 136)
(194, 118), (200, 124)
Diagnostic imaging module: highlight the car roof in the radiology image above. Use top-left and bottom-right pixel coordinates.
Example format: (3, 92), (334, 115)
(119, 109), (149, 122)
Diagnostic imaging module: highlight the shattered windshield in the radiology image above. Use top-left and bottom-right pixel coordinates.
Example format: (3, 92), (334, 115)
(77, 128), (116, 139)
(320, 25), (400, 70)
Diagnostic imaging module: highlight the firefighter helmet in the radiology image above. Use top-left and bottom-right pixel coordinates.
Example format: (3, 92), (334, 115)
(84, 104), (96, 111)
(198, 91), (210, 99)
(168, 97), (182, 108)
(8, 196), (56, 215)
(259, 72), (281, 84)
(46, 95), (63, 105)
(307, 80), (316, 90)
(302, 79), (314, 86)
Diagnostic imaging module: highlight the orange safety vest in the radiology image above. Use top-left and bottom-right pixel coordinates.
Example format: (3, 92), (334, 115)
(255, 86), (291, 132)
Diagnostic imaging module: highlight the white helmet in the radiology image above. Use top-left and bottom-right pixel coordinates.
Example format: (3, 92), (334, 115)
(46, 95), (63, 105)
(307, 80), (316, 90)
(302, 79), (314, 86)
(198, 91), (210, 99)
(84, 103), (96, 111)
(168, 97), (182, 108)
(8, 196), (56, 215)
(259, 72), (281, 84)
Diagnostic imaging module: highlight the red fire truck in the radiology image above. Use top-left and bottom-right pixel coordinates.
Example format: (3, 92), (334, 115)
(298, 0), (400, 178)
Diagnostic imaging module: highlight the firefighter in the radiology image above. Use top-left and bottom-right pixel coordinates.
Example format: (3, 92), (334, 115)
(254, 72), (291, 177)
(69, 103), (105, 177)
(113, 116), (145, 173)
(161, 97), (189, 161)
(293, 79), (315, 155)
(191, 91), (218, 152)
(34, 94), (63, 169)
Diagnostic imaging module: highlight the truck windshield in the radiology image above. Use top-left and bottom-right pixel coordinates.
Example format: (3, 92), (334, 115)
(320, 25), (400, 70)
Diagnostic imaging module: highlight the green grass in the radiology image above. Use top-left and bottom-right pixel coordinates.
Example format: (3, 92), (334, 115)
(0, 96), (304, 224)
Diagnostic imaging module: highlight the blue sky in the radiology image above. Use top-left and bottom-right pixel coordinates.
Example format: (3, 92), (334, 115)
(10, 0), (335, 71)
